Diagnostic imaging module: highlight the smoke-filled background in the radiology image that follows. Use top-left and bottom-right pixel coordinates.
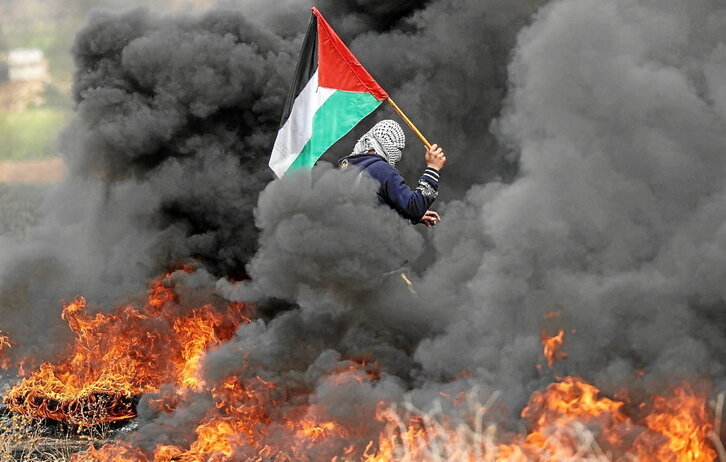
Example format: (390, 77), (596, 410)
(2, 0), (726, 455)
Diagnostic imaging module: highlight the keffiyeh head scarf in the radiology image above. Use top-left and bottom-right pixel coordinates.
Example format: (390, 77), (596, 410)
(351, 119), (406, 166)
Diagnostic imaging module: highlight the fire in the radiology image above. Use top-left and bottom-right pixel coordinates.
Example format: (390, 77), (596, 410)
(14, 353), (723, 462)
(75, 372), (357, 462)
(0, 331), (11, 352)
(634, 383), (717, 462)
(364, 410), (430, 462)
(511, 376), (630, 458)
(523, 377), (627, 425)
(368, 378), (718, 462)
(300, 421), (343, 440)
(3, 270), (252, 426)
(0, 330), (13, 369)
(540, 310), (568, 369)
(2, 274), (720, 461)
(354, 379), (713, 461)
(541, 329), (567, 368)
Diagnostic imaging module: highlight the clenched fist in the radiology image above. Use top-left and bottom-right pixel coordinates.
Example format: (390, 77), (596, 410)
(425, 143), (447, 171)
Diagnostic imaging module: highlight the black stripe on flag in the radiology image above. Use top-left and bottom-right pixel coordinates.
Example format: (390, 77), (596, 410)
(279, 14), (318, 129)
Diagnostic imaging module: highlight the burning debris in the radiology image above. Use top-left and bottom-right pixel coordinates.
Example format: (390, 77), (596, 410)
(366, 379), (720, 462)
(3, 269), (252, 427)
(4, 281), (720, 461)
(2, 0), (726, 460)
(0, 264), (721, 461)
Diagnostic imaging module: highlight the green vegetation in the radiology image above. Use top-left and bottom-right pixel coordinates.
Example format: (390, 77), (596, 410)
(0, 107), (70, 161)
(0, 3), (86, 163)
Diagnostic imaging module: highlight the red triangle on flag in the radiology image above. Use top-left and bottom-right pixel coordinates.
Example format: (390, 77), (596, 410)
(312, 8), (389, 101)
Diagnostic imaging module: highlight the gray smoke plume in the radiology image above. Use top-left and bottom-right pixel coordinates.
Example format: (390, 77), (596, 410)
(204, 0), (726, 448)
(126, 168), (421, 457)
(412, 0), (726, 406)
(0, 0), (537, 361)
(4, 0), (726, 458)
(0, 6), (296, 360)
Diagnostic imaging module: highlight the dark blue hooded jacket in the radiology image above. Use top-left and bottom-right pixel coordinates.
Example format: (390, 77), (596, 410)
(338, 153), (440, 222)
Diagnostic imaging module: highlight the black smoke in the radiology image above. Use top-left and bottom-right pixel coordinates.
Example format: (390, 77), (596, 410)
(0, 0), (536, 358)
(62, 7), (296, 275)
(5, 0), (726, 458)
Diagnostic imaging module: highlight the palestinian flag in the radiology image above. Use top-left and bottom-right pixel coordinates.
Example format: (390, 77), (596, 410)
(269, 7), (389, 177)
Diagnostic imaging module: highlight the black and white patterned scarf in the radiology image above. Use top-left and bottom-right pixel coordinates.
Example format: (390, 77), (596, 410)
(351, 119), (406, 166)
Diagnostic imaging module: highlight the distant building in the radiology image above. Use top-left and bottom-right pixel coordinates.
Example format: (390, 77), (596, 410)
(6, 48), (48, 82)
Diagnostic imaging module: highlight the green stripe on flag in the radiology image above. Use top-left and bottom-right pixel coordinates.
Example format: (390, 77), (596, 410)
(288, 90), (381, 172)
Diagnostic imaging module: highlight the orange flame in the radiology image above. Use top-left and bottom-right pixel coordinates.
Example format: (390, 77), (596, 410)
(38, 317), (723, 462)
(74, 371), (358, 462)
(3, 271), (252, 426)
(4, 276), (719, 461)
(367, 377), (718, 462)
(513, 376), (630, 457)
(0, 330), (13, 369)
(634, 383), (717, 462)
(541, 329), (567, 368)
(48, 368), (726, 461)
(0, 331), (11, 351)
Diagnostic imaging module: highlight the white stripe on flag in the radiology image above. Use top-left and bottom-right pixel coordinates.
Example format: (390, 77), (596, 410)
(269, 70), (335, 177)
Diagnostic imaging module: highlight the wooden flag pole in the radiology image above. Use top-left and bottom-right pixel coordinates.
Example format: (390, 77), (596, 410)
(386, 97), (432, 149)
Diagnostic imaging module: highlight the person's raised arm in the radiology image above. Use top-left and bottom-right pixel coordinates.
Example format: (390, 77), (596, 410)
(381, 143), (446, 223)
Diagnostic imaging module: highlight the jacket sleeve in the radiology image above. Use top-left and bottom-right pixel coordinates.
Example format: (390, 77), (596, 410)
(381, 167), (440, 222)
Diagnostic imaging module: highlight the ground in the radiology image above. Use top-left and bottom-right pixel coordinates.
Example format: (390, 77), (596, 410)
(0, 158), (65, 184)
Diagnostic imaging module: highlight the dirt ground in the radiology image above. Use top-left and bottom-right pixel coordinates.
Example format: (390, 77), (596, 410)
(0, 158), (66, 184)
(0, 159), (63, 239)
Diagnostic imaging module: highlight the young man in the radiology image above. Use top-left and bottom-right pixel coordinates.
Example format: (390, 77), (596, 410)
(338, 120), (446, 227)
